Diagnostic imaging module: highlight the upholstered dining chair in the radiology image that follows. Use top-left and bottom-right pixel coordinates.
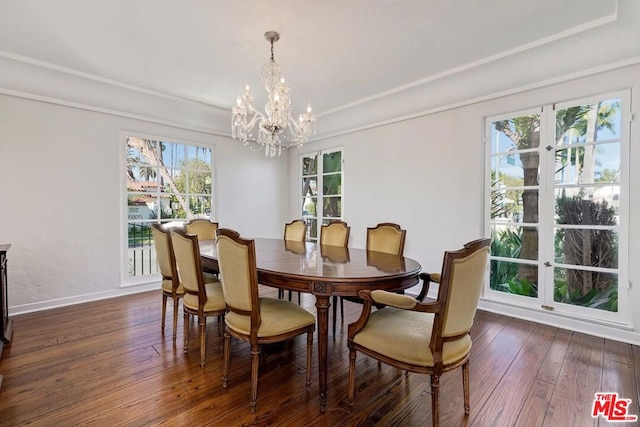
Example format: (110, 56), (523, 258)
(284, 219), (307, 241)
(319, 220), (350, 247)
(347, 238), (491, 427)
(280, 219), (308, 302)
(185, 218), (218, 241)
(151, 224), (219, 343)
(334, 223), (405, 334)
(171, 229), (226, 368)
(216, 228), (316, 413)
(151, 224), (184, 343)
(319, 220), (351, 335)
(185, 219), (219, 275)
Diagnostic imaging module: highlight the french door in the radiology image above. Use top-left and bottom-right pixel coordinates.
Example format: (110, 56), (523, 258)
(485, 90), (629, 323)
(300, 148), (343, 242)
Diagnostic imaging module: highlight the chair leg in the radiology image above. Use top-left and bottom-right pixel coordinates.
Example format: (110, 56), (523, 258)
(183, 311), (190, 353)
(306, 331), (313, 390)
(347, 347), (356, 406)
(463, 360), (470, 414)
(250, 344), (260, 413)
(340, 297), (344, 326)
(332, 296), (338, 336)
(199, 316), (207, 368)
(172, 297), (179, 343)
(297, 292), (301, 305)
(223, 331), (231, 388)
(161, 294), (168, 331)
(431, 374), (440, 427)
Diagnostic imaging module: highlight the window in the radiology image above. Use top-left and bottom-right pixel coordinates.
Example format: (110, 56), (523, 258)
(124, 135), (213, 280)
(301, 148), (343, 242)
(485, 91), (629, 324)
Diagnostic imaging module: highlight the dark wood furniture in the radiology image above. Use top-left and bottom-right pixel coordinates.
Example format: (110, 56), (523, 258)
(216, 229), (315, 413)
(0, 244), (11, 391)
(347, 238), (491, 427)
(0, 244), (12, 352)
(199, 237), (421, 412)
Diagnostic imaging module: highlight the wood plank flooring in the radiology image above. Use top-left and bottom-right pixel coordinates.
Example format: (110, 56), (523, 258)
(0, 288), (638, 426)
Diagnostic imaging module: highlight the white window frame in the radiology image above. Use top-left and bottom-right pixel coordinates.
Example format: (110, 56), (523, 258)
(299, 147), (344, 242)
(483, 90), (630, 326)
(121, 131), (216, 286)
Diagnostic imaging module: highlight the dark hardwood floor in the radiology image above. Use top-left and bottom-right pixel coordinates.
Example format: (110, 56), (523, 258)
(0, 287), (638, 426)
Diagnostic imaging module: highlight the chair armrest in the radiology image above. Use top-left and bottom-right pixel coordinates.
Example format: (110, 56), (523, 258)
(370, 290), (417, 309)
(416, 272), (440, 302)
(347, 290), (375, 339)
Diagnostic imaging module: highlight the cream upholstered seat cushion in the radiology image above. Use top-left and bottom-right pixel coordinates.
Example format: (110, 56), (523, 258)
(161, 278), (183, 295)
(226, 297), (316, 338)
(353, 307), (472, 367)
(183, 280), (226, 312)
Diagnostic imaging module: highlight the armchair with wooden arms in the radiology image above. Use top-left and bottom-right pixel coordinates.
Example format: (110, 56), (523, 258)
(335, 223), (406, 334)
(347, 238), (490, 427)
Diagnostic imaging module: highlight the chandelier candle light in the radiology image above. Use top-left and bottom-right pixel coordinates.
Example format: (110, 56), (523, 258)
(231, 31), (317, 158)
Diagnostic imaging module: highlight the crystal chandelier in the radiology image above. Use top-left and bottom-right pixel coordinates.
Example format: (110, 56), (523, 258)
(231, 31), (317, 158)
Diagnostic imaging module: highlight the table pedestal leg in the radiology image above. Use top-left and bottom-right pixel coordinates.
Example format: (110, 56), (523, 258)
(315, 295), (330, 412)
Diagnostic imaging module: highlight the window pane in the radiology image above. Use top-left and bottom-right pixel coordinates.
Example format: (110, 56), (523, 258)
(302, 178), (317, 197)
(161, 142), (185, 167)
(554, 143), (620, 186)
(490, 186), (538, 222)
(490, 259), (538, 298)
(302, 197), (317, 218)
(187, 145), (212, 164)
(491, 225), (538, 260)
(323, 174), (341, 195)
(555, 190), (619, 225)
(185, 169), (212, 194)
(126, 137), (157, 165)
(323, 197), (342, 218)
(554, 228), (618, 268)
(323, 151), (342, 173)
(302, 155), (318, 175)
(188, 196), (211, 218)
(306, 218), (318, 241)
(554, 267), (617, 312)
(491, 114), (541, 153)
(127, 221), (158, 277)
(556, 98), (621, 145)
(491, 152), (539, 183)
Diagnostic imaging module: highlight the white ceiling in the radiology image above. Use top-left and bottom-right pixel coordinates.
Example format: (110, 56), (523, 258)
(1, 0), (636, 140)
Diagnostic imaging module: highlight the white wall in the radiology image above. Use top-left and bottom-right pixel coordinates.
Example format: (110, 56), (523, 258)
(0, 94), (287, 313)
(289, 63), (640, 345)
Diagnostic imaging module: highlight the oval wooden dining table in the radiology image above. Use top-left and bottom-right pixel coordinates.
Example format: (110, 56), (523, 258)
(199, 238), (422, 412)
